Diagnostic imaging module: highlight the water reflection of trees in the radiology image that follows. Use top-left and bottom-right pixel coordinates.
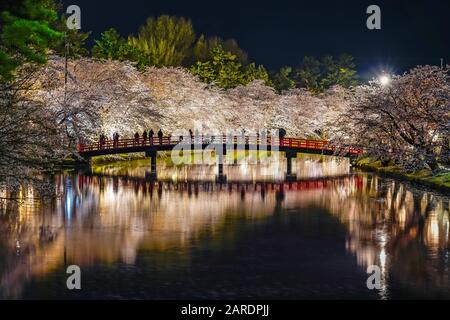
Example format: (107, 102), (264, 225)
(0, 173), (448, 299)
(321, 175), (450, 299)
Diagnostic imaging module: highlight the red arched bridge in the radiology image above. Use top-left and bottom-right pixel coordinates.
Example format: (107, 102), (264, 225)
(77, 136), (363, 182)
(77, 136), (363, 157)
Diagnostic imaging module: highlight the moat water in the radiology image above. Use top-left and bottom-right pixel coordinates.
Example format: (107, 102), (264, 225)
(0, 156), (449, 299)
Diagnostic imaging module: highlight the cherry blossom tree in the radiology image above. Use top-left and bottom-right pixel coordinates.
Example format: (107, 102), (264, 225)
(32, 57), (161, 144)
(334, 66), (449, 171)
(30, 57), (351, 146)
(0, 67), (63, 188)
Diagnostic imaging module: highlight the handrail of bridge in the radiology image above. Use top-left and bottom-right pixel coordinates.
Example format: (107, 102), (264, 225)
(76, 136), (364, 155)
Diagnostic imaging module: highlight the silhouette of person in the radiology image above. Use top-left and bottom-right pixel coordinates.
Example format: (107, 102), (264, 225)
(99, 134), (106, 149)
(149, 129), (154, 144)
(142, 130), (148, 145)
(157, 129), (163, 145)
(112, 132), (117, 147)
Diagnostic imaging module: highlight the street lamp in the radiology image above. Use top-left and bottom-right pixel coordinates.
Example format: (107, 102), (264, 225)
(379, 74), (391, 87)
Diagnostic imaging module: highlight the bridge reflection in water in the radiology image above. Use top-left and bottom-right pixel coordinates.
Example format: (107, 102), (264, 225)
(0, 164), (449, 299)
(91, 156), (352, 182)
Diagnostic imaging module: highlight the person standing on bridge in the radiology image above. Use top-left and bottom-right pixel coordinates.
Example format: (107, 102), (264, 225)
(99, 134), (106, 149)
(134, 132), (140, 146)
(113, 132), (119, 147)
(142, 130), (148, 146)
(148, 129), (154, 145)
(157, 129), (163, 145)
(116, 132), (120, 142)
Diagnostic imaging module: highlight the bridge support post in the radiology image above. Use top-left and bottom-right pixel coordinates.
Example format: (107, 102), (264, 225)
(285, 151), (297, 181)
(85, 157), (93, 167)
(216, 146), (227, 183)
(145, 150), (157, 180)
(79, 157), (93, 174)
(349, 156), (357, 167)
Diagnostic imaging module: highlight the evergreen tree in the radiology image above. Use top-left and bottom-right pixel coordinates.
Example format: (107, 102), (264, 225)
(295, 54), (359, 93)
(92, 28), (141, 63)
(190, 46), (245, 89)
(192, 35), (248, 65)
(321, 53), (358, 89)
(128, 15), (195, 67)
(0, 0), (61, 81)
(271, 66), (296, 93)
(190, 46), (269, 89)
(295, 56), (322, 92)
(52, 15), (91, 58)
(245, 63), (272, 86)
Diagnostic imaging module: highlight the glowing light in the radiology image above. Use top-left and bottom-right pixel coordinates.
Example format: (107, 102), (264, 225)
(379, 74), (391, 87)
(379, 249), (387, 267)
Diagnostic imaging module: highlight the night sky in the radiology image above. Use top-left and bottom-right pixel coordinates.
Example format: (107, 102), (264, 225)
(61, 0), (450, 77)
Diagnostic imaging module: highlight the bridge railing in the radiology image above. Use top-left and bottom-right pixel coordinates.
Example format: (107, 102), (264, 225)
(76, 136), (363, 155)
(77, 136), (174, 152)
(280, 138), (364, 155)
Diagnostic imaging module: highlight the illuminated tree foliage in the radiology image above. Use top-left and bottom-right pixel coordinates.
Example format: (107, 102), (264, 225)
(271, 54), (359, 93)
(92, 28), (141, 63)
(190, 46), (270, 89)
(271, 66), (296, 93)
(0, 67), (64, 187)
(33, 57), (161, 143)
(192, 35), (248, 65)
(0, 0), (61, 81)
(128, 15), (196, 67)
(28, 57), (348, 142)
(334, 66), (449, 171)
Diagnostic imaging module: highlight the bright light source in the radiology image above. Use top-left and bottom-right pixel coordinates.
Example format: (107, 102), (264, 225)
(379, 74), (391, 86)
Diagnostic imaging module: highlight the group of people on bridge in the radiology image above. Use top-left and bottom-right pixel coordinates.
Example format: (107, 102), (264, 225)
(130, 129), (165, 145)
(98, 129), (165, 148)
(96, 128), (289, 149)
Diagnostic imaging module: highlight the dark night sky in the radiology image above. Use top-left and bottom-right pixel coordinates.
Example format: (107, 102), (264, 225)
(61, 0), (450, 78)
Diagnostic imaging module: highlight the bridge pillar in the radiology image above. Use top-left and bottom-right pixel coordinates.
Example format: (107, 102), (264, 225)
(285, 151), (297, 181)
(85, 156), (92, 167)
(349, 156), (358, 167)
(145, 150), (157, 180)
(216, 146), (227, 183)
(80, 157), (93, 174)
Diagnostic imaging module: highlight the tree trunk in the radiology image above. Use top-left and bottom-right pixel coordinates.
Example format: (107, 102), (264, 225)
(426, 157), (440, 172)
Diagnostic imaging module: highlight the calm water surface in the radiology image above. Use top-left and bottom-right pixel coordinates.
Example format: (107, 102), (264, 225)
(0, 157), (449, 299)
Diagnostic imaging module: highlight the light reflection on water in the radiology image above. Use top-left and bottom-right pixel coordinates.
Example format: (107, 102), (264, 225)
(0, 159), (449, 299)
(92, 155), (351, 181)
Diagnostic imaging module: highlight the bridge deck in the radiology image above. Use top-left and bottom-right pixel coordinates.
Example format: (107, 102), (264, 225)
(77, 136), (363, 158)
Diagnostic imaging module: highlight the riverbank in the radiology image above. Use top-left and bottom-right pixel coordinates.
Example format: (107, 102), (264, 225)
(356, 157), (450, 194)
